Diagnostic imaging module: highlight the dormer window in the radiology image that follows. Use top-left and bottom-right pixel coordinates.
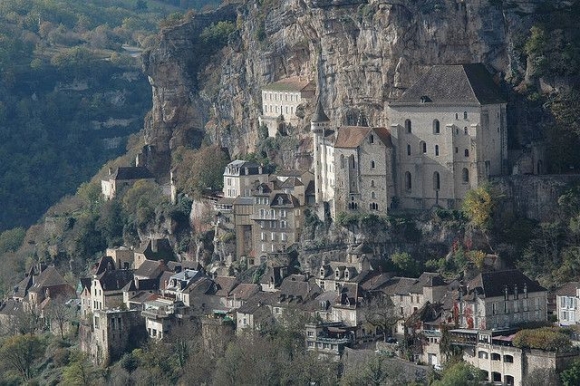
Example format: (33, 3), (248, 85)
(320, 268), (325, 278)
(345, 270), (350, 280)
(335, 269), (341, 279)
(278, 197), (283, 205)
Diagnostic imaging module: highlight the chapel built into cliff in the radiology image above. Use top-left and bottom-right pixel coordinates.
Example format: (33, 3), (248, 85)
(312, 63), (508, 217)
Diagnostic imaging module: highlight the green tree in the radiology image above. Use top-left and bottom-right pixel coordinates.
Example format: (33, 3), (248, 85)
(0, 227), (25, 254)
(561, 359), (580, 386)
(432, 362), (483, 386)
(391, 251), (421, 276)
(172, 145), (230, 197)
(62, 351), (103, 386)
(0, 334), (45, 380)
(462, 183), (498, 230)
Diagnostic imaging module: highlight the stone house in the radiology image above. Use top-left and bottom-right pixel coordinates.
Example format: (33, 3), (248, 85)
(162, 269), (214, 307)
(454, 269), (547, 330)
(260, 76), (315, 137)
(461, 330), (579, 386)
(222, 160), (269, 199)
(388, 63), (508, 210)
(381, 273), (448, 335)
(101, 166), (154, 200)
(555, 281), (579, 326)
(311, 100), (395, 218)
(305, 321), (355, 360)
(106, 247), (134, 270)
(235, 292), (276, 335)
(141, 297), (191, 340)
(88, 308), (143, 366)
(215, 165), (309, 265)
(133, 238), (175, 269)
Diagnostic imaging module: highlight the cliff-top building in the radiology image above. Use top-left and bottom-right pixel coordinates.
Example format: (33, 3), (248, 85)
(388, 63), (508, 210)
(312, 63), (508, 217)
(260, 76), (316, 137)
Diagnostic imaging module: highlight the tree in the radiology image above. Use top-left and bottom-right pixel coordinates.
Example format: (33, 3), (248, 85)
(172, 145), (230, 197)
(462, 183), (498, 230)
(46, 295), (75, 339)
(391, 251), (421, 276)
(432, 362), (483, 386)
(561, 359), (580, 386)
(0, 227), (25, 254)
(364, 292), (400, 341)
(0, 334), (45, 380)
(62, 351), (103, 386)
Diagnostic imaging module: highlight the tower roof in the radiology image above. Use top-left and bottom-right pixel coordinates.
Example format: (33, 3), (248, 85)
(311, 97), (330, 123)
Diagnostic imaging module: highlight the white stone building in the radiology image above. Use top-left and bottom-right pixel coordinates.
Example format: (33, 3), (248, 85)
(260, 77), (315, 137)
(388, 64), (508, 210)
(555, 281), (580, 326)
(311, 100), (395, 218)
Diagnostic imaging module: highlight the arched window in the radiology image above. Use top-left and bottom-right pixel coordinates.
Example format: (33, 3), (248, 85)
(371, 180), (375, 188)
(464, 149), (469, 157)
(464, 111), (468, 119)
(421, 141), (427, 153)
(340, 155), (346, 169)
(369, 134), (374, 144)
(405, 172), (412, 191)
(350, 155), (355, 169)
(462, 168), (469, 183)
(371, 192), (376, 199)
(464, 127), (468, 135)
(371, 161), (376, 169)
(455, 113), (459, 120)
(433, 119), (440, 134)
(405, 119), (412, 133)
(407, 144), (411, 156)
(433, 172), (440, 190)
(435, 145), (439, 156)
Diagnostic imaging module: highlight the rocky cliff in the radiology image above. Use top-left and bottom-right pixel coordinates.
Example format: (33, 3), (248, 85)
(142, 0), (570, 176)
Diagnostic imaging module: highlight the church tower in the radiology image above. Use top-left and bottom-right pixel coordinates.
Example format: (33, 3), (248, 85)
(311, 97), (330, 203)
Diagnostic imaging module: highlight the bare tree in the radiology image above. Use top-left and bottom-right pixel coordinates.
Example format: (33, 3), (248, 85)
(46, 296), (76, 339)
(364, 292), (400, 342)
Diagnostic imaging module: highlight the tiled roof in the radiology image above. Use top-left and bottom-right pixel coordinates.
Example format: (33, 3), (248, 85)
(555, 282), (580, 297)
(391, 63), (505, 107)
(262, 76), (315, 92)
(466, 269), (546, 298)
(334, 127), (392, 149)
(111, 166), (153, 181)
(229, 283), (260, 300)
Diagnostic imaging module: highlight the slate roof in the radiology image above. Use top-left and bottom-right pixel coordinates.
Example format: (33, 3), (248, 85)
(237, 292), (276, 314)
(28, 266), (72, 294)
(98, 270), (134, 291)
(360, 272), (395, 292)
(111, 166), (153, 181)
(334, 127), (392, 149)
(270, 193), (300, 207)
(214, 276), (240, 297)
(312, 97), (330, 123)
(279, 276), (322, 301)
(391, 63), (506, 107)
(466, 269), (546, 299)
(134, 260), (167, 280)
(262, 76), (315, 92)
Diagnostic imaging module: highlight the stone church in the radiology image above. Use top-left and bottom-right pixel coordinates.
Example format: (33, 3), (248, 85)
(312, 63), (508, 217)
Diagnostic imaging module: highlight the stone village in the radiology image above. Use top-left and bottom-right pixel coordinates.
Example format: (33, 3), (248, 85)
(0, 63), (575, 385)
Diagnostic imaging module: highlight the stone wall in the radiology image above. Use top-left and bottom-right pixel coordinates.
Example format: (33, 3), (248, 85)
(493, 174), (580, 222)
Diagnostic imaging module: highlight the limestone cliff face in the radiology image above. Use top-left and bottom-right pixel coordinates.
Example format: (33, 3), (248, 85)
(142, 0), (563, 176)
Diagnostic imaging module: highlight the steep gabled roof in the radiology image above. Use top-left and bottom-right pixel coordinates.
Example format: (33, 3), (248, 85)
(229, 283), (260, 301)
(111, 166), (153, 181)
(134, 260), (167, 280)
(466, 269), (546, 299)
(391, 63), (505, 107)
(334, 127), (392, 149)
(28, 266), (70, 293)
(98, 270), (134, 291)
(214, 276), (240, 297)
